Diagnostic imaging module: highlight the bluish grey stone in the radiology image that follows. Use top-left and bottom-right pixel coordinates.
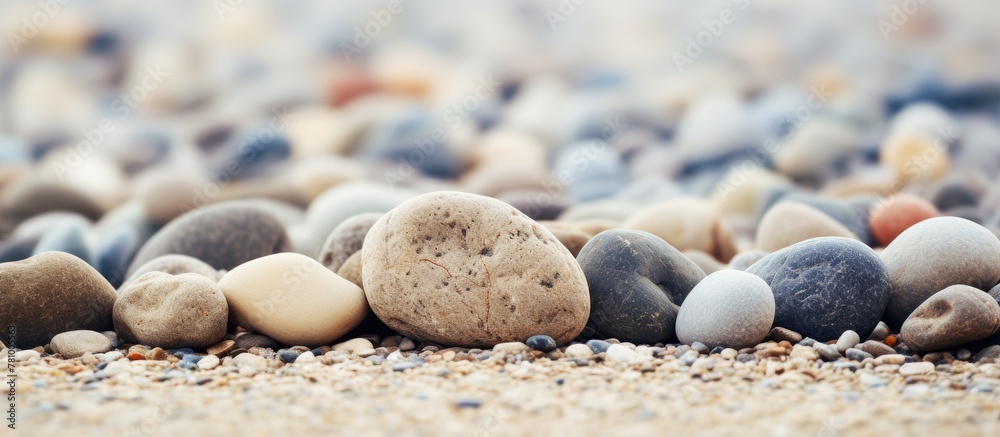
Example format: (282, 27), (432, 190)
(32, 218), (92, 264)
(746, 237), (890, 341)
(586, 339), (611, 354)
(526, 335), (557, 352)
(845, 348), (873, 361)
(577, 229), (705, 344)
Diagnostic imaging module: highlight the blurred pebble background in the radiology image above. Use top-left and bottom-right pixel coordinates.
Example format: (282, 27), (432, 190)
(2, 0), (1000, 286)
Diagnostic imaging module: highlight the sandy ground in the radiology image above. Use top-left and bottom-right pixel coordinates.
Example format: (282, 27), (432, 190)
(7, 347), (1000, 437)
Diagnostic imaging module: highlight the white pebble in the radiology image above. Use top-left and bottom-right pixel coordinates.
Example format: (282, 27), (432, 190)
(198, 355), (220, 370)
(605, 344), (639, 363)
(564, 344), (593, 359)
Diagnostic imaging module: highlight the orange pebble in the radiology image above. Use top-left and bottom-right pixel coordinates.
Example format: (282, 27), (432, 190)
(884, 334), (897, 347)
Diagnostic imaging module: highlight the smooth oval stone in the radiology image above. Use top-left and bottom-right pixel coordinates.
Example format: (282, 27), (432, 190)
(362, 191), (590, 348)
(219, 253), (368, 347)
(552, 142), (628, 202)
(0, 177), (104, 223)
(577, 229), (705, 344)
(540, 221), (591, 257)
(623, 198), (737, 263)
(756, 202), (859, 252)
(675, 270), (775, 349)
(931, 180), (981, 212)
(31, 218), (92, 264)
(50, 330), (112, 359)
(880, 133), (950, 184)
(684, 250), (726, 275)
(756, 190), (873, 245)
(526, 335), (558, 352)
(234, 333), (283, 350)
(900, 285), (1000, 352)
(728, 250), (768, 271)
(746, 237), (890, 341)
(114, 272), (229, 349)
(124, 254), (222, 287)
(773, 118), (860, 178)
(868, 194), (938, 247)
(318, 212), (382, 272)
(881, 217), (1000, 329)
(0, 252), (116, 347)
(127, 202), (290, 276)
(675, 93), (752, 162)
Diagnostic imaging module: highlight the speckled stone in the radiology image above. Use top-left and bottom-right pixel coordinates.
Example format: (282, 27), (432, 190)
(127, 202), (291, 276)
(318, 212), (382, 273)
(746, 237), (890, 341)
(577, 229), (705, 345)
(362, 191), (589, 348)
(675, 270), (775, 349)
(0, 252), (117, 347)
(881, 217), (1000, 329)
(900, 285), (1000, 352)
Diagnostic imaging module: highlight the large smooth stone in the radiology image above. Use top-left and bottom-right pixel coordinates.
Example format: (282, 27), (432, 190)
(675, 270), (775, 349)
(114, 272), (229, 349)
(622, 198), (737, 263)
(577, 229), (705, 344)
(868, 193), (938, 247)
(0, 252), (117, 347)
(881, 217), (1000, 329)
(900, 285), (1000, 352)
(318, 212), (382, 272)
(362, 191), (590, 347)
(756, 202), (859, 252)
(127, 202), (290, 276)
(747, 237), (890, 341)
(219, 253), (368, 347)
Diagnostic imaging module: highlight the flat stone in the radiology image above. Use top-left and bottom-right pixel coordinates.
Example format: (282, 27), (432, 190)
(493, 342), (530, 355)
(232, 353), (268, 369)
(881, 217), (1000, 329)
(50, 330), (112, 359)
(899, 361), (935, 376)
(332, 338), (375, 354)
(197, 354), (220, 370)
(766, 327), (802, 344)
(207, 340), (235, 357)
(234, 334), (282, 350)
(900, 284), (1000, 352)
(859, 340), (896, 357)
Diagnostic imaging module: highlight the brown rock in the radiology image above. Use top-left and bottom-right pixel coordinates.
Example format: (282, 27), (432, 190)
(319, 212), (382, 272)
(755, 202), (858, 252)
(623, 197), (737, 263)
(0, 252), (116, 348)
(114, 272), (229, 349)
(362, 191), (590, 347)
(539, 221), (592, 257)
(900, 285), (1000, 352)
(337, 251), (364, 289)
(207, 339), (235, 357)
(123, 254), (222, 286)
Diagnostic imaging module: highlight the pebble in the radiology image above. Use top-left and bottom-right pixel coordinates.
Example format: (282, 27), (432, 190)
(49, 330), (112, 359)
(867, 322), (891, 342)
(899, 361), (935, 376)
(220, 253), (368, 347)
(859, 340), (896, 358)
(755, 202), (859, 252)
(836, 330), (861, 354)
(605, 344), (640, 364)
(815, 344), (842, 361)
(526, 335), (558, 352)
(0, 251), (117, 347)
(234, 334), (283, 350)
(31, 218), (92, 264)
(586, 340), (611, 354)
(727, 250), (768, 271)
(564, 344), (594, 359)
(207, 339), (235, 357)
(336, 251), (364, 289)
(900, 285), (1000, 352)
(766, 327), (803, 345)
(974, 345), (1000, 362)
(318, 212), (382, 272)
(362, 191), (590, 347)
(746, 237), (890, 341)
(577, 229), (705, 344)
(333, 338), (375, 355)
(875, 354), (906, 366)
(278, 350), (302, 364)
(845, 349), (873, 362)
(492, 342), (529, 355)
(622, 198), (737, 263)
(114, 272), (229, 349)
(391, 358), (425, 372)
(232, 353), (269, 369)
(676, 270), (775, 349)
(294, 351), (316, 364)
(305, 182), (410, 255)
(881, 217), (1000, 329)
(127, 202), (291, 275)
(868, 194), (939, 247)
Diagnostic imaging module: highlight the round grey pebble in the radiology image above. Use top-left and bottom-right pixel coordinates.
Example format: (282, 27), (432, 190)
(586, 340), (611, 354)
(845, 348), (873, 361)
(526, 335), (557, 352)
